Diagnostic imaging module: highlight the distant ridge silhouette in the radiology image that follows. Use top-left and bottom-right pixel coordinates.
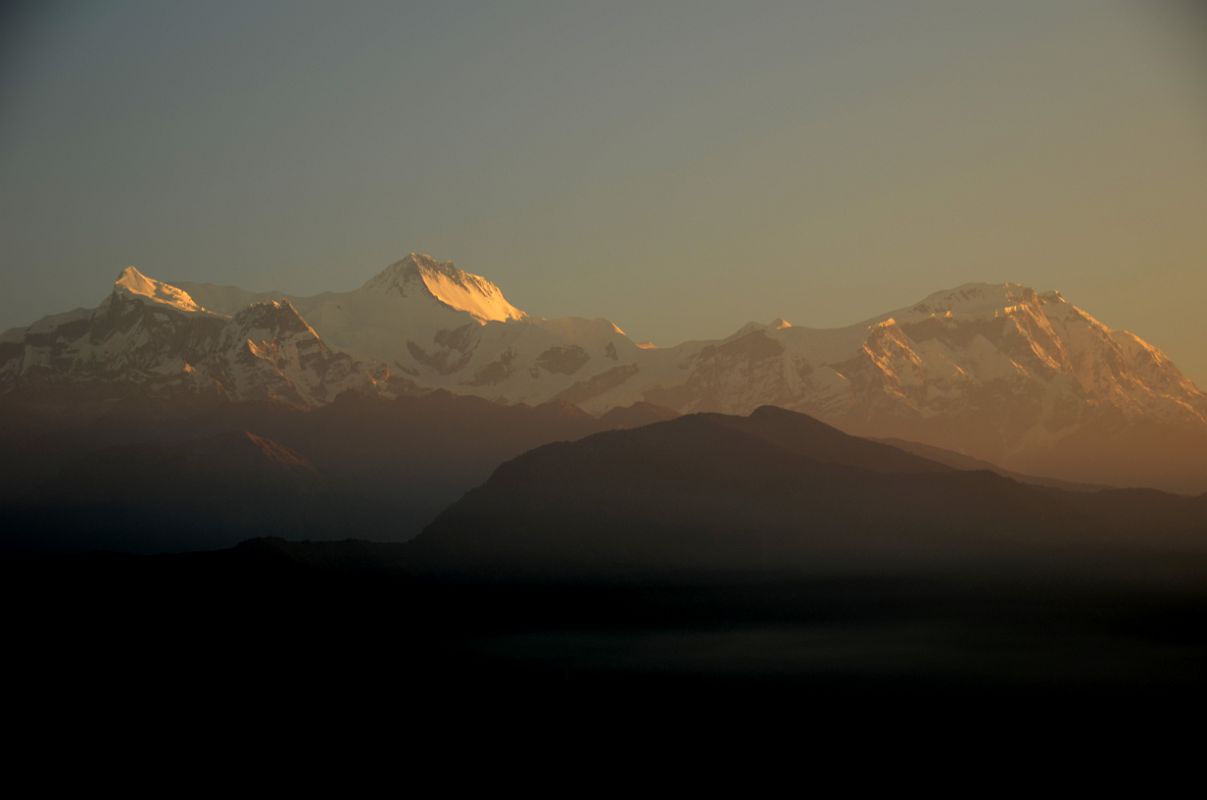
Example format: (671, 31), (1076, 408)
(413, 406), (1207, 577)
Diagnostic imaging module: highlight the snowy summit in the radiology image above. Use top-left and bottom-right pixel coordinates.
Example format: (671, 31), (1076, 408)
(362, 252), (526, 324)
(113, 266), (207, 314)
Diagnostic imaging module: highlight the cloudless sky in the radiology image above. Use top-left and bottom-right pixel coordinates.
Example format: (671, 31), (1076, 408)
(3, 1), (1206, 380)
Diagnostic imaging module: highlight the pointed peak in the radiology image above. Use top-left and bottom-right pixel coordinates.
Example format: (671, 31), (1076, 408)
(770, 318), (792, 330)
(234, 297), (302, 320)
(362, 252), (455, 288)
(231, 298), (320, 338)
(116, 265), (148, 284)
(361, 253), (527, 324)
(112, 266), (206, 314)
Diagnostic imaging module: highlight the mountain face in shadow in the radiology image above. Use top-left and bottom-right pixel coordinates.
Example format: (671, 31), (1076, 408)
(414, 406), (1207, 578)
(1, 390), (677, 554)
(43, 430), (321, 499)
(6, 432), (329, 554)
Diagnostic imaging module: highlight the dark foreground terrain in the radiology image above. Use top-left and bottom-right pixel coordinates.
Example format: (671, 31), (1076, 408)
(8, 408), (1207, 733)
(8, 537), (1207, 725)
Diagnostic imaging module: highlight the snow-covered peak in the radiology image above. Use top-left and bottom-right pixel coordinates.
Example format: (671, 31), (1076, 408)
(113, 266), (207, 314)
(360, 252), (527, 324)
(904, 282), (1042, 320)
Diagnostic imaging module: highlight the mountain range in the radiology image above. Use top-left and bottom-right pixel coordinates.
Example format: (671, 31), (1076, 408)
(4, 252), (1207, 491)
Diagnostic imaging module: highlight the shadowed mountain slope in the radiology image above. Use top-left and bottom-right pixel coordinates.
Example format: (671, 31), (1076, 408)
(6, 431), (327, 553)
(414, 406), (1207, 578)
(873, 436), (1109, 492)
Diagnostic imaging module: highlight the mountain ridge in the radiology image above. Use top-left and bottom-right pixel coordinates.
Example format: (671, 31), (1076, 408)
(5, 254), (1207, 491)
(412, 404), (1204, 578)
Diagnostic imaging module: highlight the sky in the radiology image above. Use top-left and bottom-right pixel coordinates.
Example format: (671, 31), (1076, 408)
(3, 0), (1206, 381)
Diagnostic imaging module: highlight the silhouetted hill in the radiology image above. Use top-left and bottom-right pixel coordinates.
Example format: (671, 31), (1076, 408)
(724, 405), (951, 474)
(414, 407), (1207, 578)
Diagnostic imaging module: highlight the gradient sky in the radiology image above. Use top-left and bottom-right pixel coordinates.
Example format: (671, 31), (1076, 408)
(3, 1), (1206, 381)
